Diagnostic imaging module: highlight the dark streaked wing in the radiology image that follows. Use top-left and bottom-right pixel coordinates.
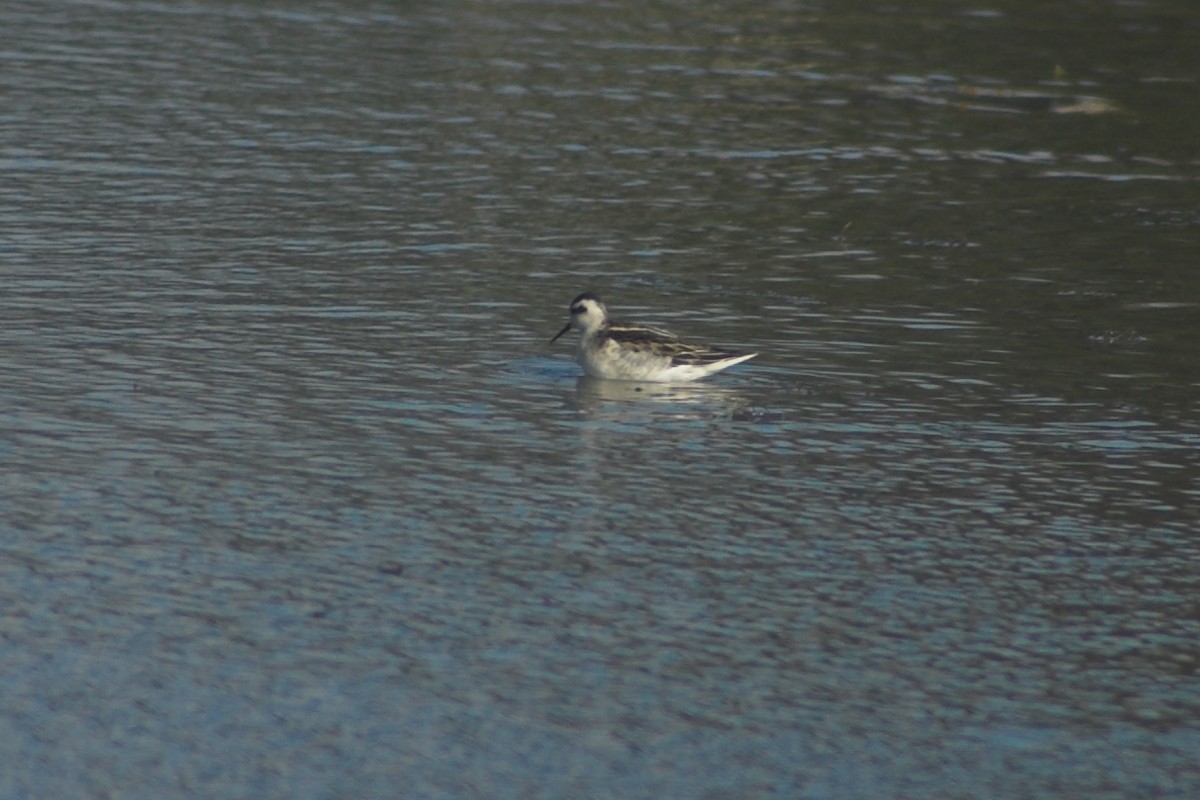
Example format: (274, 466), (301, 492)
(603, 322), (751, 366)
(668, 344), (754, 366)
(604, 323), (680, 346)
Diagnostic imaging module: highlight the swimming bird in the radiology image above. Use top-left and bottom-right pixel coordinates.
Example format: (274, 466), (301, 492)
(550, 292), (757, 382)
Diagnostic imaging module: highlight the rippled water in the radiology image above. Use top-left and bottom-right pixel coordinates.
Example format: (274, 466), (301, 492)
(2, 1), (1198, 797)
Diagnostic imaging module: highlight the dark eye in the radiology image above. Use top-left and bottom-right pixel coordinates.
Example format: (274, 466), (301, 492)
(571, 305), (586, 315)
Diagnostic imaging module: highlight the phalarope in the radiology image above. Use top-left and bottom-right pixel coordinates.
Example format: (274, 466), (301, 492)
(550, 292), (757, 382)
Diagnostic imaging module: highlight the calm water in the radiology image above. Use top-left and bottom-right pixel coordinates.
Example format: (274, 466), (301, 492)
(2, 1), (1198, 797)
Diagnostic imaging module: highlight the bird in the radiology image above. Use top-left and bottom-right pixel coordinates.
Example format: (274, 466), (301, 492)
(550, 292), (757, 382)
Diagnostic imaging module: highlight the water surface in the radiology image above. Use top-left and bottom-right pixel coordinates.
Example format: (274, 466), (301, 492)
(2, 1), (1198, 797)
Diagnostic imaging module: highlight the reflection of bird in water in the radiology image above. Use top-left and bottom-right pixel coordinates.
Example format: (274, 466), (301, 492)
(567, 377), (755, 424)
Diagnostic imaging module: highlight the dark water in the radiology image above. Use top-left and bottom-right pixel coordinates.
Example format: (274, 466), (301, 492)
(2, 1), (1198, 797)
